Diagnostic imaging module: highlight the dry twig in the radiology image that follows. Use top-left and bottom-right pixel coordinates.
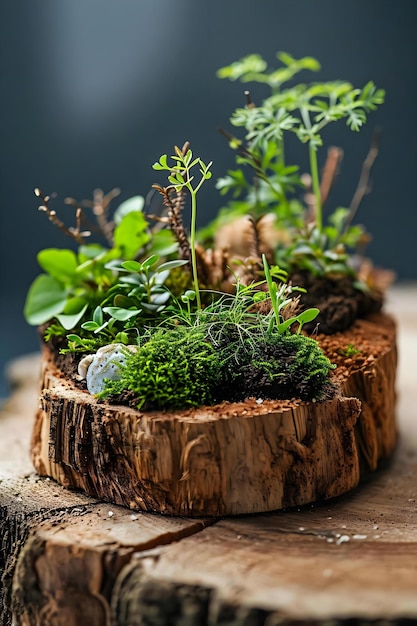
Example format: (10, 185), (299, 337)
(344, 128), (381, 232)
(35, 188), (91, 244)
(320, 146), (344, 207)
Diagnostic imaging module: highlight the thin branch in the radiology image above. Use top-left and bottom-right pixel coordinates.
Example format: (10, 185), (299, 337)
(344, 128), (381, 232)
(92, 188), (120, 246)
(35, 188), (90, 244)
(244, 90), (255, 109)
(320, 146), (344, 207)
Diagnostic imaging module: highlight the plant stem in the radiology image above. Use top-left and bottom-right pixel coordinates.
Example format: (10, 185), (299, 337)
(189, 191), (201, 310)
(309, 141), (322, 232)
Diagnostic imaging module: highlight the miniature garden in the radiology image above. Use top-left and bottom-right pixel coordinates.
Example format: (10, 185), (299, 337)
(24, 52), (387, 411)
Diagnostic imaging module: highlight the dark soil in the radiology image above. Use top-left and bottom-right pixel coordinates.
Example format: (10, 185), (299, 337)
(288, 271), (383, 334)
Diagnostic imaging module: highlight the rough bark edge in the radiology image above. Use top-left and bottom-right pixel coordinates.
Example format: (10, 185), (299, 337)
(30, 315), (397, 517)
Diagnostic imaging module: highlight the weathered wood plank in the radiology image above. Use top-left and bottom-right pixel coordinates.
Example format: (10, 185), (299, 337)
(112, 446), (416, 624)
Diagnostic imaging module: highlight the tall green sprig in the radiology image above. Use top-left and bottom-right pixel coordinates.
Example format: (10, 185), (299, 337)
(219, 52), (385, 234)
(153, 146), (212, 310)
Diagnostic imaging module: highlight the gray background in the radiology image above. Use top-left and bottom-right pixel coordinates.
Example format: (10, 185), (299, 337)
(1, 0), (416, 398)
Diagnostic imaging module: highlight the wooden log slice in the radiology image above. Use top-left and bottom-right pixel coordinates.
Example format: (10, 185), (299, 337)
(30, 313), (397, 517)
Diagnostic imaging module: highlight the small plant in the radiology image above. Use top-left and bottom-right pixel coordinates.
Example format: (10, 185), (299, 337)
(338, 343), (361, 357)
(209, 51), (385, 279)
(152, 145), (212, 310)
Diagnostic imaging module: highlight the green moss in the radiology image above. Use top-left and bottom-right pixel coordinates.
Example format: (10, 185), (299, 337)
(100, 326), (221, 410)
(217, 331), (335, 402)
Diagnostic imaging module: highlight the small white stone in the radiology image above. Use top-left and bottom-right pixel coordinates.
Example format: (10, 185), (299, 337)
(352, 534), (367, 540)
(298, 527), (305, 531)
(108, 510), (114, 517)
(255, 398), (263, 405)
(82, 343), (137, 395)
(326, 537), (334, 543)
(130, 515), (138, 521)
(78, 354), (94, 378)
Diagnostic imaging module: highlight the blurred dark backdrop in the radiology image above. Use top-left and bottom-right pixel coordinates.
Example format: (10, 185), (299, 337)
(1, 0), (416, 398)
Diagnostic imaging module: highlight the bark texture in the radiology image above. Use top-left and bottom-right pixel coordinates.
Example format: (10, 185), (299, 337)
(30, 314), (397, 516)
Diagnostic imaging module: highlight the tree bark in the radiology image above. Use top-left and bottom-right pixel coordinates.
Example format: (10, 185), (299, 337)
(31, 314), (397, 516)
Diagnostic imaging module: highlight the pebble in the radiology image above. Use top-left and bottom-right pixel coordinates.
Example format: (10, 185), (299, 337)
(108, 510), (114, 517)
(336, 535), (350, 545)
(352, 534), (367, 540)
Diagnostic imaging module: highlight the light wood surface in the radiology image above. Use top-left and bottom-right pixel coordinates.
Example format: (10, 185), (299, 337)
(1, 285), (416, 625)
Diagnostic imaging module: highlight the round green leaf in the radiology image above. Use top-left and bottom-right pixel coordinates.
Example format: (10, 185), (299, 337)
(37, 249), (78, 282)
(113, 196), (145, 226)
(24, 274), (67, 325)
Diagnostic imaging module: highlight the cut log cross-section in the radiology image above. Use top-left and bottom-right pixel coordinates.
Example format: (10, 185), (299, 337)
(31, 313), (397, 517)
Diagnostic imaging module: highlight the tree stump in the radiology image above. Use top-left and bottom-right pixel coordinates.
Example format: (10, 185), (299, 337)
(30, 313), (397, 516)
(1, 286), (416, 625)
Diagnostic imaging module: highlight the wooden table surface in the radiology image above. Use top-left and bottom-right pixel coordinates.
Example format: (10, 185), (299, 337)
(1, 285), (416, 626)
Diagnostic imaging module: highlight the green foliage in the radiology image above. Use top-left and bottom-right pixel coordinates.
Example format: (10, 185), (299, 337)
(214, 51), (385, 277)
(153, 146), (212, 310)
(338, 343), (361, 357)
(262, 254), (319, 332)
(100, 326), (221, 410)
(24, 192), (184, 348)
(26, 54), (354, 410)
(101, 269), (334, 409)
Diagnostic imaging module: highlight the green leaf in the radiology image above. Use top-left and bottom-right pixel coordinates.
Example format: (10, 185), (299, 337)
(114, 211), (150, 259)
(141, 254), (159, 269)
(121, 260), (142, 273)
(92, 306), (103, 325)
(24, 274), (67, 325)
(115, 331), (129, 344)
(217, 54), (267, 81)
(157, 259), (188, 272)
(81, 321), (100, 331)
(113, 294), (134, 308)
(146, 229), (178, 257)
(37, 249), (78, 282)
(113, 196), (145, 225)
(152, 154), (169, 170)
(103, 307), (139, 321)
(297, 308), (320, 324)
(56, 303), (88, 330)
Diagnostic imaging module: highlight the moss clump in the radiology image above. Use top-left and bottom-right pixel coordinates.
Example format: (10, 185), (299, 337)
(217, 332), (335, 402)
(100, 326), (221, 410)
